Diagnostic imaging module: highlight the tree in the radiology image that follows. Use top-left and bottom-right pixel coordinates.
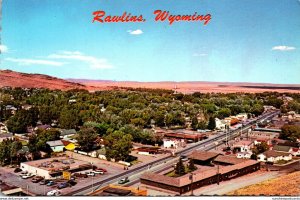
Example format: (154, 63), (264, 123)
(280, 125), (300, 142)
(188, 159), (197, 171)
(191, 116), (199, 130)
(76, 128), (98, 151)
(252, 142), (269, 155)
(217, 108), (231, 119)
(175, 157), (186, 175)
(250, 104), (264, 116)
(104, 130), (133, 161)
(207, 117), (216, 130)
(59, 107), (80, 129)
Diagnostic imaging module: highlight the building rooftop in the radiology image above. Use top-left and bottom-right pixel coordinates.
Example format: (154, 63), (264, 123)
(261, 150), (291, 158)
(46, 140), (64, 147)
(234, 140), (253, 147)
(21, 157), (89, 172)
(188, 151), (220, 161)
(141, 159), (259, 187)
(273, 145), (291, 152)
(213, 155), (245, 165)
(60, 129), (76, 136)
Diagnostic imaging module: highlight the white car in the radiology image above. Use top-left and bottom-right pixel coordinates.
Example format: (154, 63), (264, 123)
(47, 190), (61, 196)
(86, 171), (95, 176)
(21, 173), (34, 179)
(92, 170), (104, 175)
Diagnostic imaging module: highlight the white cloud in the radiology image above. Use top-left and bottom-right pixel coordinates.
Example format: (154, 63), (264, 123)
(192, 53), (207, 57)
(48, 51), (113, 69)
(0, 45), (8, 53)
(127, 29), (143, 35)
(5, 57), (65, 66)
(272, 46), (296, 51)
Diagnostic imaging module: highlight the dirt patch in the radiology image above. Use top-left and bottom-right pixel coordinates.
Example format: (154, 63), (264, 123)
(227, 171), (300, 196)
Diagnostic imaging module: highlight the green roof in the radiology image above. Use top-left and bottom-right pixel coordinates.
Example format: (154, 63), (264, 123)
(273, 145), (291, 152)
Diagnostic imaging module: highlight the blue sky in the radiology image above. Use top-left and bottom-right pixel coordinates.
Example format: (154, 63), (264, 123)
(0, 0), (299, 84)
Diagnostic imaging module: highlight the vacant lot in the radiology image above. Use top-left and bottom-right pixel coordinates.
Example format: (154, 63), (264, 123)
(228, 171), (300, 196)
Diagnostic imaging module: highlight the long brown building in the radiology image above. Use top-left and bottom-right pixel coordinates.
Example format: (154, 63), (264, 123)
(140, 151), (260, 194)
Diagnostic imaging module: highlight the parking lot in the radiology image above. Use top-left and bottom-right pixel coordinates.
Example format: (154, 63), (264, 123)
(0, 158), (123, 196)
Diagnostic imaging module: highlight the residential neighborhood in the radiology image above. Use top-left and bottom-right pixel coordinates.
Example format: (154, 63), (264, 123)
(0, 86), (299, 197)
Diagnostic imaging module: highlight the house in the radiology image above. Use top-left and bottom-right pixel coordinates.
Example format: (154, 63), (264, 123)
(232, 140), (254, 153)
(215, 118), (227, 130)
(257, 150), (292, 163)
(5, 105), (17, 115)
(59, 129), (76, 139)
(0, 133), (14, 142)
(163, 139), (179, 149)
(46, 140), (64, 152)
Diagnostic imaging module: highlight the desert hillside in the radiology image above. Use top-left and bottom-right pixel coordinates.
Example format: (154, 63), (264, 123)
(0, 70), (87, 90)
(1, 70), (299, 93)
(228, 171), (300, 196)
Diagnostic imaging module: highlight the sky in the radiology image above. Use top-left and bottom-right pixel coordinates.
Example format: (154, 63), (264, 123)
(0, 0), (300, 84)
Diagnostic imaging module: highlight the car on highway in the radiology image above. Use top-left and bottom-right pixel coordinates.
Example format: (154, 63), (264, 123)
(47, 181), (56, 186)
(57, 182), (70, 189)
(86, 171), (95, 176)
(96, 168), (107, 172)
(180, 155), (189, 161)
(93, 170), (104, 175)
(118, 177), (129, 184)
(47, 190), (61, 196)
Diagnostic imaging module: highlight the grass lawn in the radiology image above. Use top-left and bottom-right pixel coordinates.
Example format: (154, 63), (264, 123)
(165, 166), (197, 177)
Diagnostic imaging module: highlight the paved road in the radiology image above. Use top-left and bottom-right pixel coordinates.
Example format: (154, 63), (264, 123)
(67, 110), (280, 196)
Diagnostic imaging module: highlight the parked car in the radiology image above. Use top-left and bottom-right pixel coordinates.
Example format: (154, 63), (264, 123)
(93, 170), (104, 175)
(47, 190), (61, 196)
(96, 168), (107, 172)
(86, 171), (95, 176)
(57, 182), (70, 189)
(47, 181), (56, 186)
(19, 171), (28, 176)
(40, 179), (51, 185)
(118, 177), (129, 184)
(14, 168), (22, 173)
(222, 147), (231, 152)
(31, 176), (44, 183)
(21, 173), (34, 179)
(73, 173), (88, 178)
(67, 180), (77, 186)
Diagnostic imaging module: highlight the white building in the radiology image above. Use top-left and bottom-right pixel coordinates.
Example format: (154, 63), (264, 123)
(215, 118), (227, 130)
(236, 152), (252, 159)
(257, 150), (292, 163)
(163, 139), (179, 149)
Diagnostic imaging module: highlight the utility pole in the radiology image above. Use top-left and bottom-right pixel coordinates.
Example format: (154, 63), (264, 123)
(217, 164), (220, 185)
(190, 173), (194, 196)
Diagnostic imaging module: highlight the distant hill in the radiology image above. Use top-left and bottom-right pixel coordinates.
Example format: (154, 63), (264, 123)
(0, 70), (87, 90)
(1, 70), (299, 93)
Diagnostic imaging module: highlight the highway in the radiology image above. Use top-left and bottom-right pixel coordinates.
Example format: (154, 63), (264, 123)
(67, 110), (280, 195)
